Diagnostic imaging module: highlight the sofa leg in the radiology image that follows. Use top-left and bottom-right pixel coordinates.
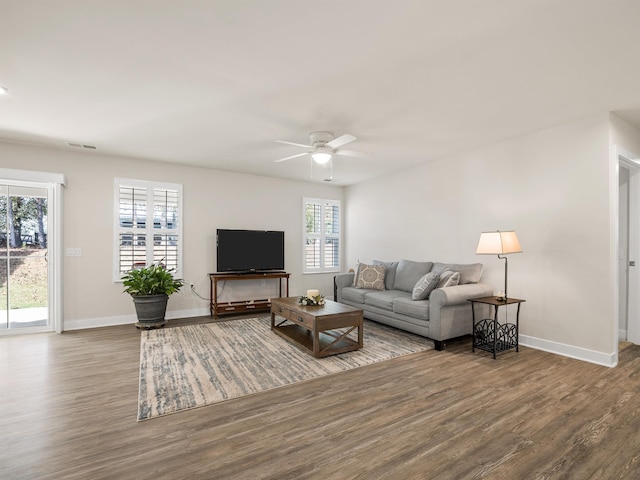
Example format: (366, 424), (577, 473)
(434, 340), (443, 351)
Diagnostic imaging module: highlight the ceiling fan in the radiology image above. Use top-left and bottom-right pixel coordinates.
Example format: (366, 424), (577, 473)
(274, 131), (369, 164)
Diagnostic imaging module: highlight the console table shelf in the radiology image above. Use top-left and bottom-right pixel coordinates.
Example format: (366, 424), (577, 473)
(209, 272), (290, 318)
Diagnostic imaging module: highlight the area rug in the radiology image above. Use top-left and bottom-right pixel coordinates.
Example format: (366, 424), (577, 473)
(138, 316), (433, 420)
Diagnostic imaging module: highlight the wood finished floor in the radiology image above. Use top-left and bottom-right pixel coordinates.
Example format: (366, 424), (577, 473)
(1, 316), (639, 480)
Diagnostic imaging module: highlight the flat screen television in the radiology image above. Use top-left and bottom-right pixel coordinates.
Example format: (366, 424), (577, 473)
(216, 229), (285, 273)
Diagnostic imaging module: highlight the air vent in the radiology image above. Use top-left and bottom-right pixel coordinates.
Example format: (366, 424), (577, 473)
(66, 142), (98, 150)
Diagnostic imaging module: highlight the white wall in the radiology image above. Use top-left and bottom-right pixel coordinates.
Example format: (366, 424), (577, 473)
(0, 141), (343, 329)
(346, 113), (616, 364)
(6, 112), (639, 361)
(611, 114), (640, 156)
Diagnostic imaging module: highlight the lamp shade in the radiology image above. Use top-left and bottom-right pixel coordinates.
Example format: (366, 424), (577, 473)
(311, 151), (332, 164)
(476, 230), (522, 255)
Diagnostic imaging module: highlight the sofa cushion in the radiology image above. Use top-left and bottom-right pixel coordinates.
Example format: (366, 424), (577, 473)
(364, 290), (411, 310)
(393, 259), (433, 292)
(342, 286), (374, 303)
(354, 263), (385, 290)
(432, 262), (483, 284)
(393, 297), (430, 320)
(437, 270), (460, 288)
(412, 272), (440, 300)
(373, 260), (398, 290)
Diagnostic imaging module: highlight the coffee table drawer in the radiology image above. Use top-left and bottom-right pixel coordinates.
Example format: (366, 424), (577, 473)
(272, 304), (292, 320)
(272, 304), (313, 328)
(290, 311), (314, 328)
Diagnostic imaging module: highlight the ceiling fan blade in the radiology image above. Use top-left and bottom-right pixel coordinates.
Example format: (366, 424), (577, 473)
(275, 140), (313, 149)
(327, 134), (356, 149)
(334, 149), (371, 158)
(274, 152), (309, 163)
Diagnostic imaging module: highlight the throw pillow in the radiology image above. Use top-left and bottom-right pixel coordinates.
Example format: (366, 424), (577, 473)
(412, 272), (440, 300)
(355, 263), (386, 290)
(373, 260), (399, 290)
(351, 263), (362, 287)
(437, 270), (460, 289)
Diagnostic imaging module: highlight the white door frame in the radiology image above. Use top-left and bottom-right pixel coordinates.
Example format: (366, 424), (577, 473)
(618, 149), (640, 345)
(0, 168), (65, 334)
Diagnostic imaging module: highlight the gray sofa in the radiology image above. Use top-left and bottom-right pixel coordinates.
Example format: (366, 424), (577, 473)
(334, 259), (493, 350)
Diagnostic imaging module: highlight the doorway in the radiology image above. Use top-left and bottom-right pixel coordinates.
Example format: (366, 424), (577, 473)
(0, 169), (64, 335)
(619, 152), (640, 345)
(1, 184), (50, 332)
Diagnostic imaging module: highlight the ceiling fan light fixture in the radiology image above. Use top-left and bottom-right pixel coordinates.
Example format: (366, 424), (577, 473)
(311, 152), (332, 164)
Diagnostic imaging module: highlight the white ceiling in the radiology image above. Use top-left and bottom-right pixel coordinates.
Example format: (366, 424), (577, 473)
(2, 1), (640, 186)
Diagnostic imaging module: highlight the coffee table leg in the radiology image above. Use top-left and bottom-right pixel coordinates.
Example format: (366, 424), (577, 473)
(358, 318), (363, 348)
(313, 328), (320, 357)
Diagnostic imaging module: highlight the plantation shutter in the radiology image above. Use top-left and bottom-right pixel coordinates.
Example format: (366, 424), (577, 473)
(115, 179), (183, 280)
(303, 198), (341, 273)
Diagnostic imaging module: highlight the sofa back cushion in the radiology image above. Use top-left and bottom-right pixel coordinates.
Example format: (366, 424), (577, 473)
(393, 259), (433, 292)
(432, 262), (483, 284)
(373, 260), (399, 290)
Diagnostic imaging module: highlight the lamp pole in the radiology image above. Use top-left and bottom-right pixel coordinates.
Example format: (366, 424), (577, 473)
(498, 254), (508, 300)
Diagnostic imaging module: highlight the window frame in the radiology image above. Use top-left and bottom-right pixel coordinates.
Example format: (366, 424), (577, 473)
(302, 197), (341, 274)
(113, 178), (183, 281)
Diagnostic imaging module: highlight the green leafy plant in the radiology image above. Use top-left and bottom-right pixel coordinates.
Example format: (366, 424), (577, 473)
(122, 263), (184, 296)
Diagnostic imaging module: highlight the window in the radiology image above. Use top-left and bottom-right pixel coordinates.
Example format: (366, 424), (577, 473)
(114, 178), (182, 280)
(303, 198), (341, 273)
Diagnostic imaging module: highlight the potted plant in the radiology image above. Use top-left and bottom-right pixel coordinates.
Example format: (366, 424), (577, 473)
(122, 262), (184, 329)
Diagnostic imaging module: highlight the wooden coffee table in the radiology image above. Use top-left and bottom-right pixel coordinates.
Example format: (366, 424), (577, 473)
(270, 297), (363, 358)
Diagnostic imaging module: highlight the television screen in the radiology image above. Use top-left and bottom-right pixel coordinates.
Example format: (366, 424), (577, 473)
(216, 229), (285, 273)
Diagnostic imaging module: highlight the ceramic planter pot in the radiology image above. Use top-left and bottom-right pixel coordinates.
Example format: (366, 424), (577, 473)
(132, 294), (169, 329)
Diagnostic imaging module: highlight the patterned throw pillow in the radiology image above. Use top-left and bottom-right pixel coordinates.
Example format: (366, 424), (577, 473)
(355, 263), (386, 290)
(412, 272), (440, 300)
(437, 270), (460, 289)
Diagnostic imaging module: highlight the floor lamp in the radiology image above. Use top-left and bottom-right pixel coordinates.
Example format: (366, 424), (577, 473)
(476, 230), (522, 300)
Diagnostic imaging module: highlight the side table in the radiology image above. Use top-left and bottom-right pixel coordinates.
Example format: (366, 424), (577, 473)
(468, 296), (525, 359)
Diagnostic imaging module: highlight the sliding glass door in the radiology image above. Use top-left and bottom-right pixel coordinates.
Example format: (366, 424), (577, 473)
(0, 184), (50, 331)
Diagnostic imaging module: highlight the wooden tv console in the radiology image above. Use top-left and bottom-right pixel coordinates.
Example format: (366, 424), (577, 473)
(209, 272), (290, 318)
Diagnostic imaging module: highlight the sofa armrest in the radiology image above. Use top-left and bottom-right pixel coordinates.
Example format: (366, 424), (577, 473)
(429, 283), (494, 308)
(428, 283), (494, 345)
(334, 273), (355, 302)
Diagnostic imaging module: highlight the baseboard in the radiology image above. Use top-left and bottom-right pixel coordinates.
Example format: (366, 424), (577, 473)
(619, 329), (628, 341)
(519, 334), (617, 368)
(63, 307), (211, 331)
